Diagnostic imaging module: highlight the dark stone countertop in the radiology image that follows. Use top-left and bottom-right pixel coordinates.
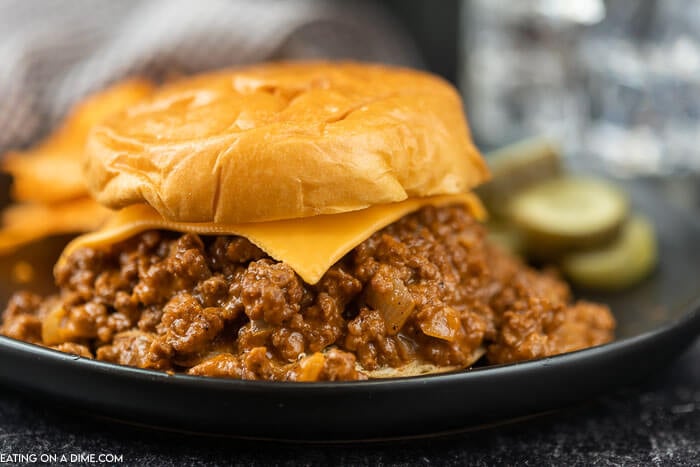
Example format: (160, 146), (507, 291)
(0, 337), (698, 466)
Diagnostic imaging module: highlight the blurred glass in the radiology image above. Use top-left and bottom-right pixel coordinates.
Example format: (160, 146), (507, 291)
(461, 0), (700, 180)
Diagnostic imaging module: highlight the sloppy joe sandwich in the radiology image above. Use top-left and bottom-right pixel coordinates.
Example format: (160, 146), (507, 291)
(1, 62), (615, 381)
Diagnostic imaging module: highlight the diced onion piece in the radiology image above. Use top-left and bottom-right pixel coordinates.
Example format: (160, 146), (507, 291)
(419, 307), (461, 342)
(365, 271), (415, 336)
(42, 305), (69, 346)
(296, 352), (326, 382)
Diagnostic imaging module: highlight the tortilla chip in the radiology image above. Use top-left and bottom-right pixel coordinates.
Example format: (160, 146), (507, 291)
(4, 155), (86, 204)
(3, 79), (154, 203)
(0, 197), (113, 254)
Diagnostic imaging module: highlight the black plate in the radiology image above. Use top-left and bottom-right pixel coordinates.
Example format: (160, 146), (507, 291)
(0, 180), (699, 441)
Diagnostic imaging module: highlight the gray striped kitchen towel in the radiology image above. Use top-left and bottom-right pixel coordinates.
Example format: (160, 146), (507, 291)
(0, 0), (421, 154)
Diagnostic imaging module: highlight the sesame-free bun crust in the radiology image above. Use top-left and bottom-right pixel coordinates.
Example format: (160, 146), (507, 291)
(86, 61), (489, 223)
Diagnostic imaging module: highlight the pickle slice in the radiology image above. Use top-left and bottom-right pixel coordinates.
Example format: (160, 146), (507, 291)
(510, 177), (628, 255)
(561, 216), (657, 290)
(477, 137), (563, 219)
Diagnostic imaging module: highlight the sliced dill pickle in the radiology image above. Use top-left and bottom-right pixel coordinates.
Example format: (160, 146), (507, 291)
(477, 137), (563, 219)
(561, 215), (657, 290)
(510, 177), (628, 256)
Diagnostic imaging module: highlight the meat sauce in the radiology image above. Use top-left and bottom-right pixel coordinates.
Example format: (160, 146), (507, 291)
(0, 205), (615, 381)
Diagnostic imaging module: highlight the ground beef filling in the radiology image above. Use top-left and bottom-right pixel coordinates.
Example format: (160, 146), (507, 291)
(0, 205), (615, 381)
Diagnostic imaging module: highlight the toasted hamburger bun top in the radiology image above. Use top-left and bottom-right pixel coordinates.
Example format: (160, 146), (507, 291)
(85, 61), (489, 224)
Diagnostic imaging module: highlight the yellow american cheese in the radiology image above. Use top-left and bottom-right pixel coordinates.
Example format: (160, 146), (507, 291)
(59, 193), (485, 284)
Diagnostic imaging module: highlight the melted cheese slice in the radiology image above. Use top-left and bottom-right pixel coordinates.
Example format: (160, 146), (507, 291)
(59, 193), (485, 284)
